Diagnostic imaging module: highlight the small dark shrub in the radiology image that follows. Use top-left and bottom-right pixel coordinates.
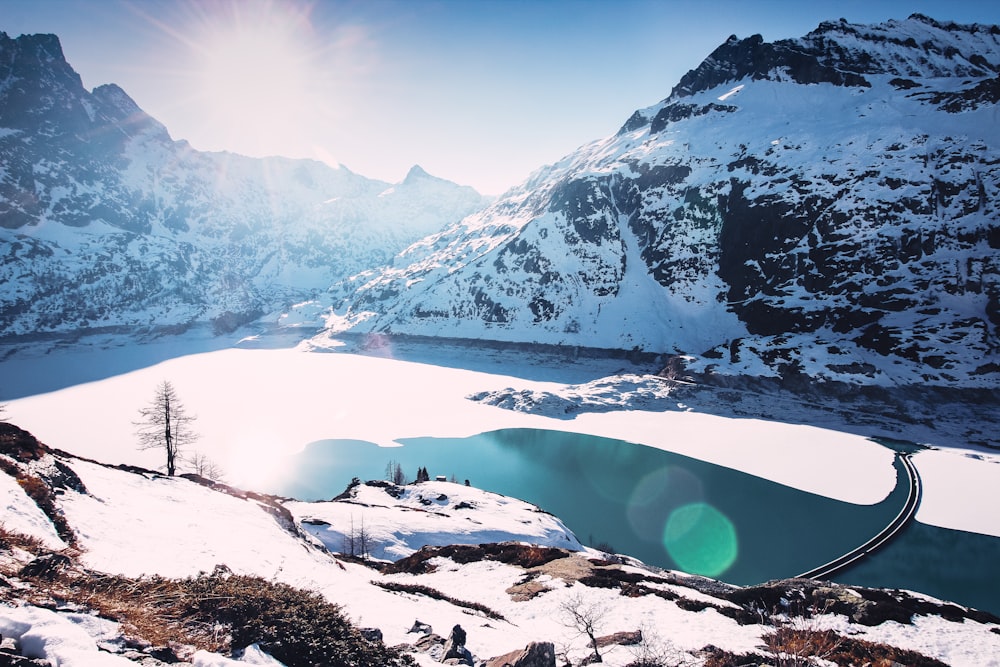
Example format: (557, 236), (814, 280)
(374, 581), (506, 621)
(0, 524), (47, 555)
(0, 423), (47, 461)
(702, 649), (764, 667)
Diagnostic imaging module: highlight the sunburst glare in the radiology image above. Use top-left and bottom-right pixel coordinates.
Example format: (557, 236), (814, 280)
(197, 23), (311, 135)
(134, 0), (369, 163)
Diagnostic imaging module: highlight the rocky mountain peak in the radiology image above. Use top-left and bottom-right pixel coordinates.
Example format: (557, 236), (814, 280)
(91, 83), (146, 120)
(0, 32), (88, 134)
(90, 82), (172, 142)
(1, 31), (68, 65)
(666, 15), (999, 103)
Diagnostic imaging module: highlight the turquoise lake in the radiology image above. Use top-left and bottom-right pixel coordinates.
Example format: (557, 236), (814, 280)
(276, 428), (1000, 614)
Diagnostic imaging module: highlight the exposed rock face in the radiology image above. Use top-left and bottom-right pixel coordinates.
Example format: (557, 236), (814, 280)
(408, 620), (433, 635)
(0, 32), (489, 339)
(323, 15), (1000, 388)
(440, 624), (473, 665)
(485, 642), (556, 667)
(594, 631), (642, 648)
(0, 422), (48, 462)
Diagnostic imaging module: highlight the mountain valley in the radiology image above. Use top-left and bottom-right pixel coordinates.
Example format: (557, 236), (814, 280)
(1, 11), (1000, 667)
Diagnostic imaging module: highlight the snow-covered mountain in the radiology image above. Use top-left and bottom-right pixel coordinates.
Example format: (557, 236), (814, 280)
(321, 15), (999, 388)
(0, 31), (489, 338)
(3, 420), (1000, 667)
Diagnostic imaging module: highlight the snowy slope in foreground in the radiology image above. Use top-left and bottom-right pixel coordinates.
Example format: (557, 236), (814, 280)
(2, 424), (1000, 667)
(58, 457), (582, 577)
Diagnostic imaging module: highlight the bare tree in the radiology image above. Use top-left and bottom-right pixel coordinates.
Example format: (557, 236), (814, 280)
(342, 516), (357, 557)
(385, 460), (407, 485)
(343, 514), (372, 560)
(188, 452), (225, 482)
(627, 625), (697, 667)
(559, 592), (606, 664)
(134, 380), (198, 476)
(357, 515), (371, 560)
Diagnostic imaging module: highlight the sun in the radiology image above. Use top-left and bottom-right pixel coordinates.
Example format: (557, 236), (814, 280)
(199, 29), (308, 127)
(179, 1), (333, 158)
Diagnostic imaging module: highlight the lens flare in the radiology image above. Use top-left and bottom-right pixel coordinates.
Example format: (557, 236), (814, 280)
(577, 437), (645, 503)
(133, 0), (368, 164)
(626, 466), (703, 542)
(663, 502), (738, 578)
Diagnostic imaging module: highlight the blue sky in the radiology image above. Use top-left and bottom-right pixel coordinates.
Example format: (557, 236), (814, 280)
(3, 0), (997, 194)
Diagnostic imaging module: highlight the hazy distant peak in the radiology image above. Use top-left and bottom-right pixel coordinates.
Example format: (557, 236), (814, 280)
(403, 164), (433, 184)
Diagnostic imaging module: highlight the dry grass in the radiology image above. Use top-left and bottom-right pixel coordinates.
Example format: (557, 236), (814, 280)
(374, 580), (507, 621)
(763, 624), (949, 667)
(0, 544), (414, 667)
(69, 573), (216, 650)
(764, 626), (843, 666)
(58, 571), (416, 667)
(0, 523), (49, 556)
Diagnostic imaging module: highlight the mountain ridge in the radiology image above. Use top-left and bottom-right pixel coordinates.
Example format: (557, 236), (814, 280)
(317, 14), (1000, 388)
(0, 31), (490, 339)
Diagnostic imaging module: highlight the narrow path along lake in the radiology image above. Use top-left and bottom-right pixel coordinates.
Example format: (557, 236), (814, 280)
(275, 428), (1000, 614)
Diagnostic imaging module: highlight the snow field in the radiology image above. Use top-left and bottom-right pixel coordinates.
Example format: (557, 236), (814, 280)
(288, 480), (582, 561)
(0, 456), (769, 665)
(0, 606), (140, 666)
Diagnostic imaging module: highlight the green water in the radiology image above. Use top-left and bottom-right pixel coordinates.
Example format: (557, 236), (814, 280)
(276, 428), (1000, 614)
(835, 522), (1000, 615)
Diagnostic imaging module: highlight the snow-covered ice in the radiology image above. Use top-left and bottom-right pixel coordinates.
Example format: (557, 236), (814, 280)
(6, 342), (999, 539)
(7, 345), (891, 503)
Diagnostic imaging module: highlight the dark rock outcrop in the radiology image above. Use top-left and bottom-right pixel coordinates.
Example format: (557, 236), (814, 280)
(485, 642), (556, 667)
(0, 423), (47, 462)
(440, 625), (473, 665)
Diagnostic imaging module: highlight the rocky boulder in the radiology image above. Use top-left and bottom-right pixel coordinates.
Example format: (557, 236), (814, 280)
(485, 642), (556, 667)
